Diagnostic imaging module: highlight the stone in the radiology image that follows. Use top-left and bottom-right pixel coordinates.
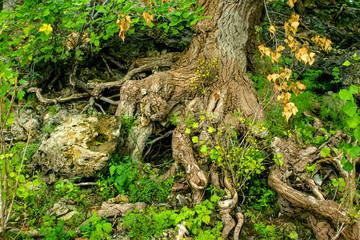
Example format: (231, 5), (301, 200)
(58, 211), (78, 221)
(31, 114), (121, 179)
(51, 202), (69, 217)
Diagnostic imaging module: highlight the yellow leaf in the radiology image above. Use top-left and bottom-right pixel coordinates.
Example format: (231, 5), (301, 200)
(39, 23), (53, 35)
(269, 24), (276, 38)
(296, 81), (306, 90)
(290, 21), (299, 34)
(287, 0), (297, 8)
(117, 15), (131, 41)
(143, 12), (154, 26)
(277, 45), (285, 52)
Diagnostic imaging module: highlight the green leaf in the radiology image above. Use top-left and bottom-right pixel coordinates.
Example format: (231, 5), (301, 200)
(320, 147), (331, 157)
(343, 101), (357, 117)
(339, 89), (354, 101)
(102, 222), (112, 232)
(185, 128), (191, 134)
(192, 136), (199, 143)
(17, 91), (26, 100)
(346, 114), (360, 128)
(349, 85), (360, 94)
(343, 61), (351, 66)
(207, 127), (215, 133)
(200, 145), (208, 154)
(348, 146), (360, 158)
(109, 165), (116, 176)
(18, 174), (26, 183)
(343, 160), (354, 171)
(202, 215), (210, 224)
(210, 194), (221, 202)
(354, 128), (360, 141)
(94, 40), (100, 47)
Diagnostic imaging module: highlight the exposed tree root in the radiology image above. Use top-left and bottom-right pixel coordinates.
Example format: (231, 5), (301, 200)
(268, 134), (360, 240)
(27, 87), (89, 104)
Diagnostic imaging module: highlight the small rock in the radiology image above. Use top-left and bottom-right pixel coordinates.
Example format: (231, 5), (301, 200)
(58, 211), (77, 221)
(51, 202), (69, 217)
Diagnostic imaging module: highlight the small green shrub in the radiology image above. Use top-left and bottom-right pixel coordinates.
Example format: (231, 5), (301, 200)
(79, 211), (113, 240)
(128, 176), (173, 203)
(39, 216), (76, 240)
(123, 198), (222, 240)
(107, 154), (139, 194)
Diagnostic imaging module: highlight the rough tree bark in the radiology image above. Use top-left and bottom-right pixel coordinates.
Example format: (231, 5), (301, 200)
(114, 0), (264, 238)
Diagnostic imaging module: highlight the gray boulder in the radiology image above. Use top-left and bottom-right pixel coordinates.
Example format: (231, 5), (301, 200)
(31, 114), (121, 179)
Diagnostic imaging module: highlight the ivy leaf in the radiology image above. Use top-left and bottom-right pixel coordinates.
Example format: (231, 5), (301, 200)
(343, 160), (354, 172)
(346, 114), (360, 128)
(343, 101), (357, 117)
(39, 23), (53, 35)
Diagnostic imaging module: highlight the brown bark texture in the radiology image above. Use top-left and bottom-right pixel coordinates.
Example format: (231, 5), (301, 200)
(112, 0), (264, 238)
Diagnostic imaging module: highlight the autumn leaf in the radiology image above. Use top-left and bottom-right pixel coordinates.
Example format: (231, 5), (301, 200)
(117, 15), (131, 41)
(143, 12), (154, 26)
(269, 24), (276, 38)
(287, 0), (298, 8)
(39, 23), (53, 35)
(282, 102), (298, 121)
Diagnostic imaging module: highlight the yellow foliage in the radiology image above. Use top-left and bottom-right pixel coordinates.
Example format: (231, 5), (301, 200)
(311, 35), (332, 52)
(117, 15), (131, 41)
(282, 102), (298, 121)
(287, 0), (298, 8)
(39, 23), (53, 35)
(143, 12), (154, 26)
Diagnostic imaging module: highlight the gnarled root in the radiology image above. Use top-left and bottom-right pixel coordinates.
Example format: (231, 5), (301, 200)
(234, 212), (245, 240)
(172, 125), (209, 205)
(218, 171), (238, 239)
(268, 134), (360, 240)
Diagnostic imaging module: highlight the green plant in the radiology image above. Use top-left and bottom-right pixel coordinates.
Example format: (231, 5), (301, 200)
(123, 197), (222, 240)
(0, 0), (206, 87)
(330, 53), (360, 217)
(107, 154), (139, 194)
(42, 123), (56, 133)
(48, 105), (59, 116)
(123, 206), (174, 239)
(128, 176), (173, 203)
(39, 216), (76, 240)
(0, 56), (33, 235)
(332, 67), (341, 84)
(244, 178), (277, 212)
(80, 211), (113, 240)
(189, 111), (266, 191)
(191, 58), (218, 94)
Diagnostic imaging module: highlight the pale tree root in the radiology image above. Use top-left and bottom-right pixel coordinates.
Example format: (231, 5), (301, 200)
(172, 125), (209, 205)
(268, 133), (360, 240)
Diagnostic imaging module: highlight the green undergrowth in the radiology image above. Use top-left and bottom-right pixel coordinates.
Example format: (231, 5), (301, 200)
(123, 197), (223, 240)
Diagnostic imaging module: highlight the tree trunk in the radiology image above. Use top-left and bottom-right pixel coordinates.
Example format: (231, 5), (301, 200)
(115, 0), (264, 238)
